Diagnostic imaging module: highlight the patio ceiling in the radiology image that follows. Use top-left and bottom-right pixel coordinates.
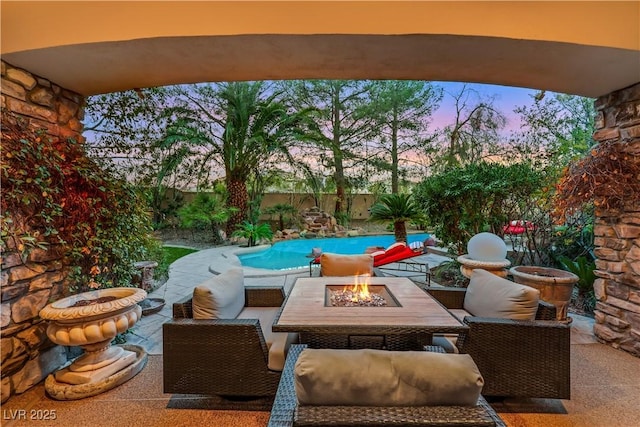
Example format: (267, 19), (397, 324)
(2, 1), (639, 97)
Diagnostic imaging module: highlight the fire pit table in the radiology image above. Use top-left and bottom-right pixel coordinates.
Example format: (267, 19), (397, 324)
(273, 277), (466, 350)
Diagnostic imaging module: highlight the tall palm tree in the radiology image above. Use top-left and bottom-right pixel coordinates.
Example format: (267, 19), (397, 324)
(163, 82), (308, 234)
(368, 193), (423, 243)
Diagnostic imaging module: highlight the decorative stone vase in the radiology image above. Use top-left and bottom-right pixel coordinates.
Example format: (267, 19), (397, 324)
(39, 287), (148, 400)
(457, 254), (511, 279)
(509, 266), (579, 322)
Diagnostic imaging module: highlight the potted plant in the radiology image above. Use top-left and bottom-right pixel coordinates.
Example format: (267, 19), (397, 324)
(509, 265), (579, 322)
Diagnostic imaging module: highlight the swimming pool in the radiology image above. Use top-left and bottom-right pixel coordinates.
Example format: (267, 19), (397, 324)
(237, 233), (430, 270)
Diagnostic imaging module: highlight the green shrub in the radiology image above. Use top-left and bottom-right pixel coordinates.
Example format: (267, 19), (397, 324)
(177, 193), (236, 244)
(413, 162), (546, 254)
(556, 255), (596, 314)
(233, 221), (273, 247)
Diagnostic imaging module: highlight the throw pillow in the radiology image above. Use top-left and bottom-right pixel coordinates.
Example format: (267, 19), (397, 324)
(463, 269), (540, 320)
(192, 267), (245, 319)
(294, 348), (484, 406)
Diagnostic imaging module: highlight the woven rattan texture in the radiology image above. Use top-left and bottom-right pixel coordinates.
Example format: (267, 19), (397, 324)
(163, 287), (286, 399)
(267, 344), (506, 427)
(424, 286), (570, 399)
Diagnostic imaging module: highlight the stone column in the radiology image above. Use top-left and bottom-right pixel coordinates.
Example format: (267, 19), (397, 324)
(592, 82), (640, 357)
(1, 61), (86, 402)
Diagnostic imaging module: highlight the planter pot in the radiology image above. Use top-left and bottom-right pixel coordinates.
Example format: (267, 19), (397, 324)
(39, 287), (148, 400)
(509, 266), (579, 322)
(457, 254), (511, 279)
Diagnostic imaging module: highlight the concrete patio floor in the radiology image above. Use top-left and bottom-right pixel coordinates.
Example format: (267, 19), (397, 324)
(3, 246), (639, 426)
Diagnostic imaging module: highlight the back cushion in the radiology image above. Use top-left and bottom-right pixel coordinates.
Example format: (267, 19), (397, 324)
(320, 253), (373, 276)
(192, 267), (245, 319)
(463, 269), (539, 320)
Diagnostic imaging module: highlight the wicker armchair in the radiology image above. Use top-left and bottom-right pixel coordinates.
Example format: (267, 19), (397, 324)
(268, 344), (506, 427)
(163, 286), (286, 397)
(425, 286), (571, 399)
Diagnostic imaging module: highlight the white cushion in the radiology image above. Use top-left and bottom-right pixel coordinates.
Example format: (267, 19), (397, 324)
(294, 348), (484, 406)
(192, 268), (245, 319)
(464, 269), (540, 321)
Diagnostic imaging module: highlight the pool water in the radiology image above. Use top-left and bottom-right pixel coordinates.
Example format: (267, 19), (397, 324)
(237, 233), (430, 270)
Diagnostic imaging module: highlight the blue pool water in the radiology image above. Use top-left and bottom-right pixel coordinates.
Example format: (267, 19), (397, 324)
(237, 233), (430, 270)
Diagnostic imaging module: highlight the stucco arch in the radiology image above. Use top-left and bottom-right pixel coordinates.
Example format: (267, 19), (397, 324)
(2, 1), (639, 97)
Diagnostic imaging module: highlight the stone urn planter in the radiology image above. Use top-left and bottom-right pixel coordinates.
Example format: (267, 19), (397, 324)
(509, 266), (579, 322)
(457, 255), (512, 278)
(39, 287), (148, 400)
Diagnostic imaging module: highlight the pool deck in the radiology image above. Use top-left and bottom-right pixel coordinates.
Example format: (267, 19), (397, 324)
(127, 244), (453, 354)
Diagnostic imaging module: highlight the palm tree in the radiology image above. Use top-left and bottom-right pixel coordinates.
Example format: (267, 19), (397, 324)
(368, 193), (423, 243)
(163, 82), (308, 235)
(232, 221), (273, 247)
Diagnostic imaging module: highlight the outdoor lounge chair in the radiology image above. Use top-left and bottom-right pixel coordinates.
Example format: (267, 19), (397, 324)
(424, 270), (571, 399)
(267, 344), (507, 427)
(163, 282), (290, 399)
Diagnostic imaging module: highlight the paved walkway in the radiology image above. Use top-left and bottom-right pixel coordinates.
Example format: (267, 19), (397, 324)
(128, 245), (307, 353)
(129, 245), (598, 354)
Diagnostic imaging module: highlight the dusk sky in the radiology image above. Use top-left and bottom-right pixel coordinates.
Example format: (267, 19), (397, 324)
(432, 81), (545, 134)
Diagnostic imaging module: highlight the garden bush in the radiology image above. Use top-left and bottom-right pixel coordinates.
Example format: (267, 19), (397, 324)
(413, 162), (546, 254)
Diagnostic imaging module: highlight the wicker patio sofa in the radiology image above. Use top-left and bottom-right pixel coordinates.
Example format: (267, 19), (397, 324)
(267, 344), (507, 427)
(163, 283), (293, 398)
(425, 275), (571, 400)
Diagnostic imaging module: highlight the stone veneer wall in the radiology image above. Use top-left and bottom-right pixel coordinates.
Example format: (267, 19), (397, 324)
(1, 61), (86, 403)
(592, 82), (640, 357)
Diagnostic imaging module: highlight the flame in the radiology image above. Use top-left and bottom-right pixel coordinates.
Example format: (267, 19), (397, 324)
(344, 274), (372, 302)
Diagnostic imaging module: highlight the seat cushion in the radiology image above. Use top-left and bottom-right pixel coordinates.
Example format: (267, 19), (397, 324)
(192, 268), (245, 319)
(464, 269), (540, 320)
(320, 253), (373, 276)
(295, 348), (483, 406)
(238, 307), (298, 371)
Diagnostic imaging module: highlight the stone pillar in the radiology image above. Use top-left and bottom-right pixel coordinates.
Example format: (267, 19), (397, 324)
(1, 61), (86, 402)
(592, 82), (640, 357)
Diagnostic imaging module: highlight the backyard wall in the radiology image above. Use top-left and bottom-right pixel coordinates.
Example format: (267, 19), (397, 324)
(174, 190), (378, 221)
(593, 82), (640, 357)
(0, 61), (86, 403)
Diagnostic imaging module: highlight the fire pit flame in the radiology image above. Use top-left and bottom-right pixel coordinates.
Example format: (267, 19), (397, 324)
(345, 274), (372, 303)
(329, 275), (389, 307)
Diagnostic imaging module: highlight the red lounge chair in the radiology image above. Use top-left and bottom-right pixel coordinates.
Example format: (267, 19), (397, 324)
(503, 220), (536, 235)
(371, 242), (423, 267)
(308, 242), (424, 276)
